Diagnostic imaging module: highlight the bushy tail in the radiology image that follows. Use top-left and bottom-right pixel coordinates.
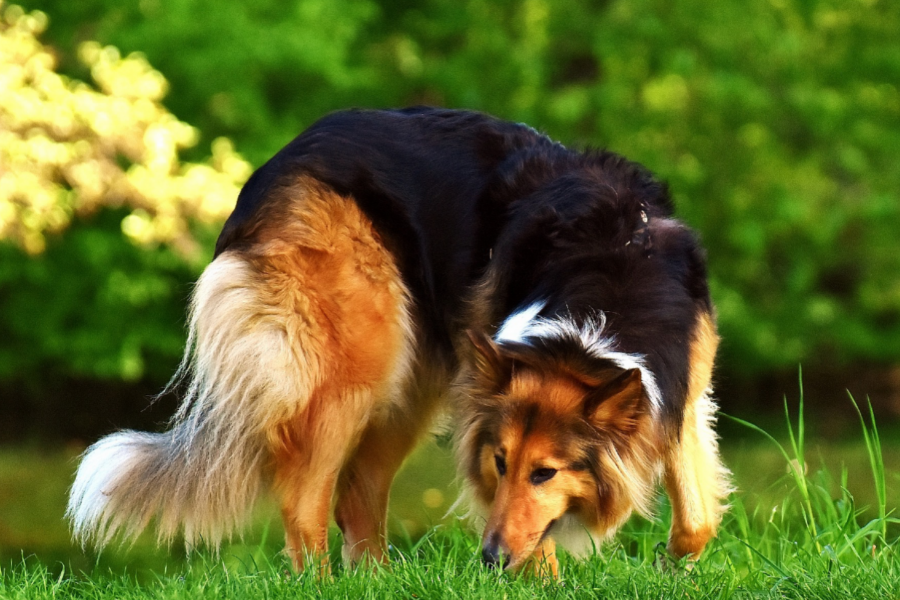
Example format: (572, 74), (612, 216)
(67, 252), (310, 549)
(66, 425), (266, 548)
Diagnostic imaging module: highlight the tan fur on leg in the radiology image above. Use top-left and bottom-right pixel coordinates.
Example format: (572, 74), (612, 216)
(242, 177), (415, 571)
(272, 388), (374, 573)
(334, 412), (426, 566)
(526, 538), (559, 578)
(664, 312), (732, 559)
(333, 361), (447, 566)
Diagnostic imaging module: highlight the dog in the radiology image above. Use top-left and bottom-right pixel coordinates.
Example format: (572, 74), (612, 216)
(68, 106), (731, 574)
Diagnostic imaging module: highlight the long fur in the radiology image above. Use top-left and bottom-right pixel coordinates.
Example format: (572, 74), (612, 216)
(68, 253), (296, 548)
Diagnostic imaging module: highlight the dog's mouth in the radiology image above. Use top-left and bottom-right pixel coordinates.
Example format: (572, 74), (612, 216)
(483, 519), (559, 571)
(506, 519), (558, 571)
(540, 519), (558, 542)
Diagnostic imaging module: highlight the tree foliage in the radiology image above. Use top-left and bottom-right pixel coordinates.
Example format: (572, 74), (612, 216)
(2, 0), (899, 388)
(0, 3), (251, 255)
(0, 2), (250, 381)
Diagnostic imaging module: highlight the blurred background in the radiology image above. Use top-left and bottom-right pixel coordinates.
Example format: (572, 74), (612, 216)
(0, 0), (898, 574)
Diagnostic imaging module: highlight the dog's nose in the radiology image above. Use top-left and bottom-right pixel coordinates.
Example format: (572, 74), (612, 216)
(481, 532), (505, 568)
(482, 543), (500, 568)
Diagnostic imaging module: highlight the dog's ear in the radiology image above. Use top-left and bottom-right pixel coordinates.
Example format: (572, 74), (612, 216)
(467, 330), (509, 384)
(583, 368), (646, 435)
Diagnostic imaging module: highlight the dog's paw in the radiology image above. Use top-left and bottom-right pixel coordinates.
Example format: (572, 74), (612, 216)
(654, 543), (695, 574)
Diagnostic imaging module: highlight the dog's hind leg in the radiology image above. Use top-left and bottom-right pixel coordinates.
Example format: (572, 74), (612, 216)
(333, 386), (442, 566)
(270, 387), (379, 572)
(249, 178), (415, 571)
(67, 177), (414, 568)
(663, 312), (732, 559)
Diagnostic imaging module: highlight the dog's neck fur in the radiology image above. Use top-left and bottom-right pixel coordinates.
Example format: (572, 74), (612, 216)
(494, 302), (663, 413)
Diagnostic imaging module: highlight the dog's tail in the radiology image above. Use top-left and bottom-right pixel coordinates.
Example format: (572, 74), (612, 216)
(67, 252), (309, 549)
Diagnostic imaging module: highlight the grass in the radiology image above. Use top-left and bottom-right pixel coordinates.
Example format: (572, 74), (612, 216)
(1, 388), (898, 599)
(1, 524), (896, 600)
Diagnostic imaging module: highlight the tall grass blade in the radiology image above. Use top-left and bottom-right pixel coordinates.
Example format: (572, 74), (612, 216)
(849, 392), (888, 543)
(725, 398), (821, 552)
(782, 369), (819, 550)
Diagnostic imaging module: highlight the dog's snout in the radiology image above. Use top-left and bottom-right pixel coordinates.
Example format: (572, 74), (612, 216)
(481, 532), (505, 568)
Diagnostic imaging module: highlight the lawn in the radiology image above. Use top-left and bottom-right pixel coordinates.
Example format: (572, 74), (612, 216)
(0, 397), (898, 599)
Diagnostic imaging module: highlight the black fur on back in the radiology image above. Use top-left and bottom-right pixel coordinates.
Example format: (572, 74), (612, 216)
(216, 107), (712, 428)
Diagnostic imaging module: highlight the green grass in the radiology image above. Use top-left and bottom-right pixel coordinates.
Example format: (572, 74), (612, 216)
(1, 507), (897, 599)
(1, 390), (898, 599)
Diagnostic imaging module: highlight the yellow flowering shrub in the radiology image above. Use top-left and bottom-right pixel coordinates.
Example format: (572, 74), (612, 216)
(0, 2), (251, 255)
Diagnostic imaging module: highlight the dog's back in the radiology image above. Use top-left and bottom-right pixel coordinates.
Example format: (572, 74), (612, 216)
(216, 107), (560, 358)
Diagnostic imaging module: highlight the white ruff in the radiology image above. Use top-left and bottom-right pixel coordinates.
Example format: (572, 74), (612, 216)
(495, 301), (545, 343)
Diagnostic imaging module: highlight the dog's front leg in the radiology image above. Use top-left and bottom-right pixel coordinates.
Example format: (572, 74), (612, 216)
(524, 538), (559, 578)
(662, 390), (732, 559)
(663, 312), (732, 560)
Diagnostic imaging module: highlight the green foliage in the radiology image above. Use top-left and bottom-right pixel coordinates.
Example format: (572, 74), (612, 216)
(726, 379), (898, 564)
(0, 212), (208, 382)
(6, 0), (900, 384)
(0, 2), (248, 385)
(585, 1), (900, 374)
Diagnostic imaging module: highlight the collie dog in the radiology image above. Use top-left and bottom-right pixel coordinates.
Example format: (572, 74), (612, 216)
(68, 107), (731, 574)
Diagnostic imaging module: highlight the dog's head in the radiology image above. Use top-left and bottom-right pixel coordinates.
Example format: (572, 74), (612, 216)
(460, 330), (658, 571)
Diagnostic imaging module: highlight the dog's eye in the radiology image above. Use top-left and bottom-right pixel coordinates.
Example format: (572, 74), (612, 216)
(494, 455), (506, 476)
(530, 467), (557, 485)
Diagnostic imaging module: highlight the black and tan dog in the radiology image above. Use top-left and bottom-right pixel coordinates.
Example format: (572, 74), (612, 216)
(68, 107), (731, 574)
